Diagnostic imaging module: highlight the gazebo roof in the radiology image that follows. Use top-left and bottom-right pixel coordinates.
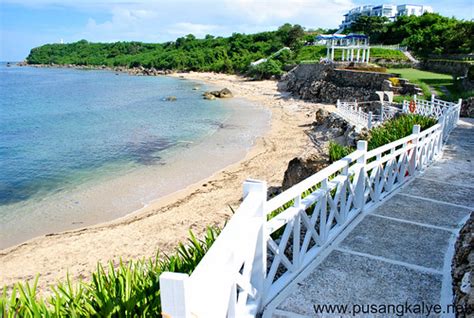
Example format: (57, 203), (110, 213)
(315, 33), (368, 40)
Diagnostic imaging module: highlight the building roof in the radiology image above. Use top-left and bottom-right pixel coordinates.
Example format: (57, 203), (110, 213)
(316, 33), (368, 40)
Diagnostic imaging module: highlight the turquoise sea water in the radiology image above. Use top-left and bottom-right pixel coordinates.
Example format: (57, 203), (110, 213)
(0, 64), (269, 248)
(0, 65), (231, 204)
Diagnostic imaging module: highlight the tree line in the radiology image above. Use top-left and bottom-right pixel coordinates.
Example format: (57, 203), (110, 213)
(347, 13), (473, 56)
(25, 14), (473, 77)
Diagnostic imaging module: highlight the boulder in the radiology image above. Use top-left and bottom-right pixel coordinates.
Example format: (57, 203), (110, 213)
(218, 88), (233, 98)
(203, 92), (216, 100)
(203, 88), (234, 99)
(282, 150), (329, 190)
(165, 96), (177, 101)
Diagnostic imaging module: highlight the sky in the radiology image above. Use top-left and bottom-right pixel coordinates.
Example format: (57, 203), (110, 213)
(0, 0), (473, 61)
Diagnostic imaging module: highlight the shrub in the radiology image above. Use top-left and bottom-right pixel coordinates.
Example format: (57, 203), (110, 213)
(328, 114), (438, 162)
(367, 114), (437, 150)
(329, 142), (355, 163)
(1, 227), (220, 317)
(388, 77), (400, 87)
(247, 59), (283, 80)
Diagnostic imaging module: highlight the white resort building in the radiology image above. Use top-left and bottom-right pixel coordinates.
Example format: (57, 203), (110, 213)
(339, 4), (434, 30)
(316, 34), (370, 63)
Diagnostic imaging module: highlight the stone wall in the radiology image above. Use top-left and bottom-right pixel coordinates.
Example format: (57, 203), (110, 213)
(452, 213), (473, 317)
(279, 63), (394, 103)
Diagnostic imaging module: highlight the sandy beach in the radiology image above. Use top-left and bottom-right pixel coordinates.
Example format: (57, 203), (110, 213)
(0, 72), (332, 291)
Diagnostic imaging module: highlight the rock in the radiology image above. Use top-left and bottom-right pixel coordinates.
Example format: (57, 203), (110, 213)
(452, 212), (474, 317)
(203, 92), (216, 100)
(193, 86), (200, 90)
(165, 96), (177, 101)
(203, 88), (234, 99)
(279, 63), (393, 103)
(218, 88), (233, 98)
(461, 97), (474, 118)
(282, 150), (329, 190)
(314, 109), (329, 125)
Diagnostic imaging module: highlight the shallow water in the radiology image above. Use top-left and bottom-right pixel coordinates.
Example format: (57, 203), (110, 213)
(0, 64), (270, 248)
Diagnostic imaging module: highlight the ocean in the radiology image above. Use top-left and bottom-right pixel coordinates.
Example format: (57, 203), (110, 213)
(0, 64), (270, 248)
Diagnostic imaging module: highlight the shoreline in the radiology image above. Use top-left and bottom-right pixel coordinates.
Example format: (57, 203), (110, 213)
(0, 71), (332, 292)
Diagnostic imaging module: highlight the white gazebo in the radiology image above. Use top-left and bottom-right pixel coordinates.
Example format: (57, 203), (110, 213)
(316, 33), (370, 63)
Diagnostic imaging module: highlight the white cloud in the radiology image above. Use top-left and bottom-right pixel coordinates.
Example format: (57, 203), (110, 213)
(167, 22), (221, 37)
(2, 0), (357, 59)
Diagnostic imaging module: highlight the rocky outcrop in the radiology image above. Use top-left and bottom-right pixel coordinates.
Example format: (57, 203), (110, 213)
(461, 97), (474, 118)
(202, 88), (233, 100)
(22, 63), (176, 76)
(452, 213), (473, 318)
(282, 150), (329, 190)
(282, 109), (365, 190)
(382, 78), (423, 96)
(279, 63), (394, 103)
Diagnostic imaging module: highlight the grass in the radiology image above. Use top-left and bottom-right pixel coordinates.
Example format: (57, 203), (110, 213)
(1, 227), (220, 317)
(387, 68), (456, 100)
(369, 48), (408, 61)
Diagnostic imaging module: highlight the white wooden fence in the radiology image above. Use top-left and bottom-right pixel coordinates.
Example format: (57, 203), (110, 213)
(160, 97), (461, 317)
(336, 100), (402, 129)
(402, 95), (462, 140)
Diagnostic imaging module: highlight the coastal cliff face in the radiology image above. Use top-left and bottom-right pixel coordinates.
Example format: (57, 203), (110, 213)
(278, 63), (393, 103)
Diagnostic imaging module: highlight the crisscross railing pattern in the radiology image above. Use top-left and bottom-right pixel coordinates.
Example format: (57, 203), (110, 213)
(336, 100), (403, 129)
(160, 96), (461, 318)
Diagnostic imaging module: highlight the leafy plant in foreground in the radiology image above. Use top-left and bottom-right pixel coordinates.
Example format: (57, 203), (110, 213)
(1, 226), (220, 317)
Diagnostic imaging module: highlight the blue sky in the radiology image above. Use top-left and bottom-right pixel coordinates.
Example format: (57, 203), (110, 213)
(1, 0), (472, 61)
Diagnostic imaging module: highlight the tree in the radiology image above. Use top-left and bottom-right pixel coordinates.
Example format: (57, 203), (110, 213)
(348, 16), (389, 42)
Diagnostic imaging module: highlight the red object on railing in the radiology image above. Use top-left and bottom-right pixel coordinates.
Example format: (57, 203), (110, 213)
(409, 100), (416, 113)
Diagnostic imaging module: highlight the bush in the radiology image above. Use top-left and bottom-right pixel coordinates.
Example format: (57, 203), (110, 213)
(1, 227), (220, 317)
(367, 114), (437, 150)
(329, 142), (355, 163)
(247, 59), (283, 80)
(328, 114), (438, 162)
(388, 77), (400, 87)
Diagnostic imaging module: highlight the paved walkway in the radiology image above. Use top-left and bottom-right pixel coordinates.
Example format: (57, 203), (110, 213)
(265, 118), (474, 317)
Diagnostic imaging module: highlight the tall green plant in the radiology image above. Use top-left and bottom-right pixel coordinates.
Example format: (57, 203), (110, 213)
(328, 114), (438, 162)
(1, 227), (220, 317)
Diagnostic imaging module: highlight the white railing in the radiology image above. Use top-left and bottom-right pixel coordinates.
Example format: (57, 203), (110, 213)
(160, 97), (461, 317)
(336, 100), (403, 129)
(336, 100), (376, 129)
(402, 95), (462, 140)
(369, 44), (408, 51)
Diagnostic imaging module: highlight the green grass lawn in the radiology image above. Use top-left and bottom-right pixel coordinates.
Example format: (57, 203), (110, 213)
(387, 68), (458, 100)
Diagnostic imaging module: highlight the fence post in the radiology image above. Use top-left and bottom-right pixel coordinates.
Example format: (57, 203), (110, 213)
(431, 94), (435, 103)
(160, 272), (191, 318)
(457, 98), (463, 122)
(355, 140), (367, 211)
(410, 125), (421, 175)
(243, 179), (267, 312)
(367, 111), (373, 129)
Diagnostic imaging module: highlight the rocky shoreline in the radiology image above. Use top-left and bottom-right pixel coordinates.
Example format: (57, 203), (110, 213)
(17, 61), (176, 76)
